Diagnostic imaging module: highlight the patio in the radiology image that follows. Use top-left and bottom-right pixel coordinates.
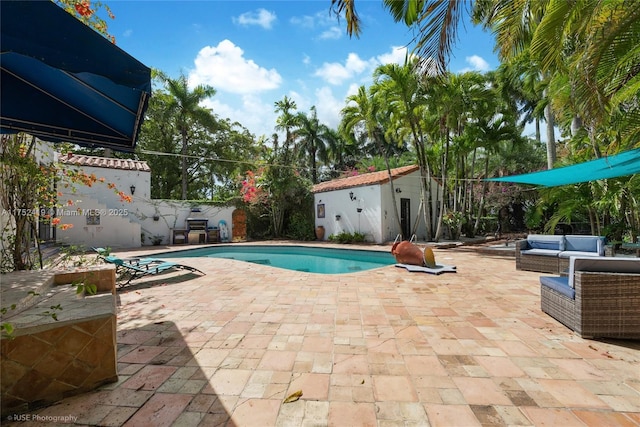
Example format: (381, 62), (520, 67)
(5, 242), (640, 426)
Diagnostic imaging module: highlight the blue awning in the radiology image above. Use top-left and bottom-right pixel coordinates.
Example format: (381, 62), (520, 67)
(487, 148), (640, 187)
(0, 1), (151, 152)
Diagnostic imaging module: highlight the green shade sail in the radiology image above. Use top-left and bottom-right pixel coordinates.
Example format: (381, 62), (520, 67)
(487, 148), (640, 187)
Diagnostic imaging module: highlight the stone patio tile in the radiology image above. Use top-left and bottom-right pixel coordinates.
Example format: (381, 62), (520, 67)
(288, 373), (330, 400)
(521, 407), (585, 426)
(229, 398), (281, 426)
(97, 406), (139, 427)
(121, 365), (177, 391)
(122, 393), (192, 427)
(8, 245), (640, 427)
(537, 379), (609, 408)
(372, 375), (418, 402)
(423, 404), (481, 426)
(208, 368), (252, 395)
(328, 402), (377, 427)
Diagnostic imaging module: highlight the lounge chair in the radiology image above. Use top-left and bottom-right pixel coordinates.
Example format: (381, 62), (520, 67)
(98, 253), (204, 287)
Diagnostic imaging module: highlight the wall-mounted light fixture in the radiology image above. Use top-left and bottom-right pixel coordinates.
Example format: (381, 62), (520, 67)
(395, 188), (402, 193)
(130, 185), (136, 195)
(335, 214), (341, 221)
(349, 191), (356, 201)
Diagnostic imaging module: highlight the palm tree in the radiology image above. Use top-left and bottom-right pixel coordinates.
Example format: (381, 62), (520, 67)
(162, 73), (217, 199)
(373, 62), (438, 239)
(274, 96), (299, 163)
(332, 0), (470, 76)
(294, 106), (329, 184)
(341, 85), (404, 237)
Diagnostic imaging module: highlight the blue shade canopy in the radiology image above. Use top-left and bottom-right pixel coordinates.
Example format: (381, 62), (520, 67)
(487, 148), (640, 187)
(0, 1), (151, 152)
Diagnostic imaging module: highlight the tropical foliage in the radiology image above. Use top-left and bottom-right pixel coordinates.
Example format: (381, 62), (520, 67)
(4, 0), (640, 276)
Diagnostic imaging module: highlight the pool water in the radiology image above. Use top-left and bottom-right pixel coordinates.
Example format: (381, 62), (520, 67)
(159, 245), (395, 274)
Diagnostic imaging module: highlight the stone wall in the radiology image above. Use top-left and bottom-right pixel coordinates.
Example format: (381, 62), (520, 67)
(1, 267), (117, 417)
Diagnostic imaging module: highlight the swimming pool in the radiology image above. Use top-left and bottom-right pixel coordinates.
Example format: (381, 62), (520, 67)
(159, 245), (395, 274)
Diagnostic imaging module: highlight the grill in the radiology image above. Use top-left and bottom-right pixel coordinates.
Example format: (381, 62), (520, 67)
(186, 218), (208, 244)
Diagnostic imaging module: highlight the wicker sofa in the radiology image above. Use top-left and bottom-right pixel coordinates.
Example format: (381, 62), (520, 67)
(540, 256), (640, 339)
(516, 234), (605, 274)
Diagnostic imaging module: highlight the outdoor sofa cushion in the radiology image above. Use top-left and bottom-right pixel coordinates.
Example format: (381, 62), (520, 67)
(539, 276), (575, 299)
(567, 256), (640, 288)
(559, 235), (605, 259)
(540, 256), (640, 297)
(526, 234), (565, 251)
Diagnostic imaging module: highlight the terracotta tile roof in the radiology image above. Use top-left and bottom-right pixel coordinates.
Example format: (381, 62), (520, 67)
(59, 153), (150, 172)
(312, 165), (419, 193)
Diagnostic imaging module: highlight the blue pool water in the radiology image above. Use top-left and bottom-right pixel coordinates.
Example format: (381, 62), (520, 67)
(159, 245), (395, 274)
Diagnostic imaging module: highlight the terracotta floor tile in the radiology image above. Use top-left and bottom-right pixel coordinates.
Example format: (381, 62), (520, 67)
(452, 377), (512, 405)
(537, 379), (609, 408)
(14, 245), (640, 427)
(258, 350), (297, 371)
(208, 368), (252, 396)
(118, 346), (167, 364)
(121, 365), (177, 391)
(373, 375), (418, 402)
(474, 355), (526, 378)
(121, 393), (191, 427)
(403, 355), (448, 376)
(332, 353), (370, 374)
(288, 373), (330, 400)
(328, 402), (377, 427)
(521, 407), (586, 426)
(230, 398), (281, 426)
(424, 404), (481, 426)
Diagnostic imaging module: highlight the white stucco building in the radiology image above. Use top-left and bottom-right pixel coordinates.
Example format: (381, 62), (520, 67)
(54, 153), (235, 249)
(312, 165), (442, 244)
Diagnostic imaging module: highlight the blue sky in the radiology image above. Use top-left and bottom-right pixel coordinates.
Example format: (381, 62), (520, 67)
(106, 1), (500, 139)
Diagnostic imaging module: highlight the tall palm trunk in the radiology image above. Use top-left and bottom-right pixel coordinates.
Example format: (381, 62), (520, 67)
(474, 154), (490, 234)
(181, 129), (188, 200)
(434, 131), (450, 241)
(543, 86), (556, 169)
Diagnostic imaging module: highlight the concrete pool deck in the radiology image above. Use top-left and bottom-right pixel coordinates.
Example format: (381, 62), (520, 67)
(5, 241), (640, 426)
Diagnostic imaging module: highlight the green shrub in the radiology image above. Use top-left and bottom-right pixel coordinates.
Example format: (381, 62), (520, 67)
(328, 231), (366, 244)
(285, 212), (315, 241)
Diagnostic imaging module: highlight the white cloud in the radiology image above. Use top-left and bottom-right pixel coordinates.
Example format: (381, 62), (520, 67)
(314, 86), (343, 130)
(122, 29), (133, 38)
(203, 94), (276, 139)
(377, 46), (410, 65)
(188, 40), (282, 94)
(314, 53), (375, 85)
(290, 15), (315, 29)
(319, 26), (342, 40)
(464, 55), (490, 72)
(233, 8), (277, 29)
(290, 11), (335, 29)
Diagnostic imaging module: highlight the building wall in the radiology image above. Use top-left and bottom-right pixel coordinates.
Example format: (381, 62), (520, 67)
(56, 164), (235, 249)
(315, 185), (383, 243)
(314, 170), (441, 244)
